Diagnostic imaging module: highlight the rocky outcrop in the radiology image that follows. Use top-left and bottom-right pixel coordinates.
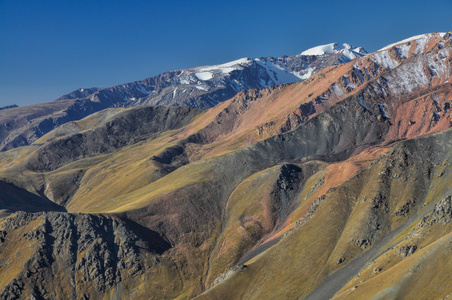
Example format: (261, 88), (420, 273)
(0, 211), (170, 299)
(418, 196), (452, 227)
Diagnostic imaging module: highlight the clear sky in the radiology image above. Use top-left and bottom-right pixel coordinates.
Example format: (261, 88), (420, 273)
(1, 0), (451, 107)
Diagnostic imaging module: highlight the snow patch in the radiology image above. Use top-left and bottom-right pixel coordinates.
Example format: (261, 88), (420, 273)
(354, 47), (367, 55)
(299, 67), (314, 80)
(254, 59), (300, 86)
(396, 44), (411, 59)
(195, 58), (252, 74)
(300, 43), (341, 56)
(341, 49), (359, 61)
(179, 76), (192, 85)
(195, 72), (214, 81)
(331, 83), (346, 99)
(137, 84), (153, 95)
(386, 59), (430, 94)
(300, 42), (364, 57)
(372, 51), (400, 69)
(195, 85), (208, 91)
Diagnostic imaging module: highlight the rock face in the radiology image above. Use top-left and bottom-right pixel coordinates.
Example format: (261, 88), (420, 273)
(0, 212), (171, 299)
(0, 32), (451, 299)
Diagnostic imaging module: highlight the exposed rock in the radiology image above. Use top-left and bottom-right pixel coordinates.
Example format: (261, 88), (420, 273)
(418, 196), (452, 227)
(398, 245), (418, 258)
(0, 32), (451, 300)
(0, 45), (366, 152)
(0, 212), (170, 299)
(431, 196), (452, 223)
(295, 195), (326, 228)
(337, 258), (346, 264)
(210, 264), (247, 288)
(394, 199), (416, 216)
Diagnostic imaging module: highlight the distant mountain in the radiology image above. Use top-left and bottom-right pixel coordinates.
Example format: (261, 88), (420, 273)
(60, 42), (366, 108)
(0, 42), (366, 151)
(0, 105), (18, 111)
(0, 32), (451, 299)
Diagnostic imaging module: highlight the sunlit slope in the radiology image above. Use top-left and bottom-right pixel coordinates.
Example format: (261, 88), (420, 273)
(0, 32), (451, 299)
(196, 129), (452, 299)
(0, 212), (191, 300)
(67, 91), (390, 214)
(0, 85), (393, 299)
(204, 162), (325, 286)
(2, 32), (451, 214)
(0, 105), (203, 207)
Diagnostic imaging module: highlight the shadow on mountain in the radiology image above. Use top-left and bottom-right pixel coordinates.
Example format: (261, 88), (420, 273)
(121, 217), (172, 255)
(0, 181), (66, 218)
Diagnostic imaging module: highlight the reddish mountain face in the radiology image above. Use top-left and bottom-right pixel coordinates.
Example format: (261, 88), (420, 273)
(0, 43), (366, 152)
(0, 32), (451, 299)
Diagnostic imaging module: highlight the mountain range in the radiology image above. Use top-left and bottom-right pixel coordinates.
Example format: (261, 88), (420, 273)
(0, 32), (451, 299)
(0, 43), (365, 151)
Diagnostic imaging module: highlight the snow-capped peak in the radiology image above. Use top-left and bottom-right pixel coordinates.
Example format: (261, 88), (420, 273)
(353, 46), (367, 55)
(342, 43), (353, 50)
(194, 57), (252, 73)
(299, 42), (366, 56)
(378, 32), (447, 51)
(184, 57), (253, 81)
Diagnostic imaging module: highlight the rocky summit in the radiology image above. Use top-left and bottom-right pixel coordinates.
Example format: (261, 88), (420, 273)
(0, 32), (452, 299)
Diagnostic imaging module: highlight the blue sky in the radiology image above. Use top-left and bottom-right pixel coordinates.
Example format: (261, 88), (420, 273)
(1, 0), (451, 107)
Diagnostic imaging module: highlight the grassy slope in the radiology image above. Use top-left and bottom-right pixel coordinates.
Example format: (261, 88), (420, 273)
(0, 34), (451, 299)
(0, 89), (450, 299)
(196, 129), (452, 299)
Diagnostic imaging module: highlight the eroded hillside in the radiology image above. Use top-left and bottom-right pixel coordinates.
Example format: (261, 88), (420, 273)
(0, 32), (451, 299)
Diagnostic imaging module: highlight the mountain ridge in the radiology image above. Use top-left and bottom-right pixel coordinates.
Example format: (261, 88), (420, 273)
(0, 31), (451, 299)
(0, 41), (367, 151)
